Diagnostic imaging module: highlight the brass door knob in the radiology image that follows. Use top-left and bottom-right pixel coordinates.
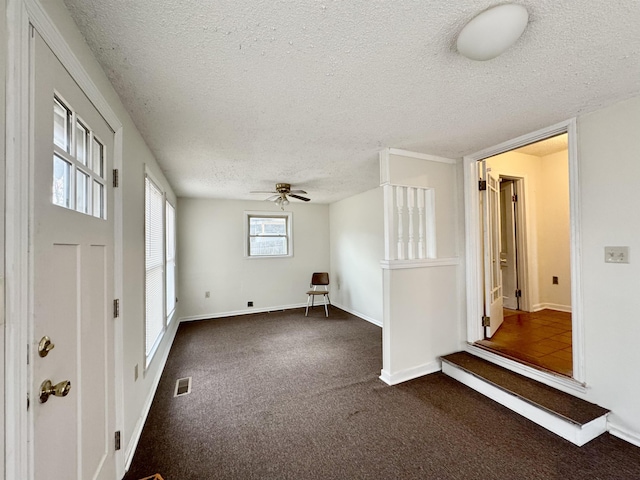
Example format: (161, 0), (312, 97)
(39, 379), (71, 403)
(38, 336), (55, 357)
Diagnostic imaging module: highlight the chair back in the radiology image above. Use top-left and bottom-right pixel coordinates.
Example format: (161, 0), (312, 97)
(311, 272), (329, 286)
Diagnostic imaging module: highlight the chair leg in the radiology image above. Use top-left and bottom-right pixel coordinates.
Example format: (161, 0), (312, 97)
(324, 295), (328, 317)
(305, 295), (311, 316)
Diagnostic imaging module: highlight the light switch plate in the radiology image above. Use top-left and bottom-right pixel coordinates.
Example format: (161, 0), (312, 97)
(604, 246), (629, 264)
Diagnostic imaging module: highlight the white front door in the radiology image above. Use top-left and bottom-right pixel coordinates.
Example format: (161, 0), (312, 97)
(482, 163), (504, 337)
(31, 30), (116, 480)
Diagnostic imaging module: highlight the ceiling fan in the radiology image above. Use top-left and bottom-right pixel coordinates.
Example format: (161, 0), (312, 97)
(251, 183), (310, 209)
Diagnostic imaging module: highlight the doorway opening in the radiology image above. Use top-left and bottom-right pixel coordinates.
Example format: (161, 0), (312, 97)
(474, 133), (574, 378)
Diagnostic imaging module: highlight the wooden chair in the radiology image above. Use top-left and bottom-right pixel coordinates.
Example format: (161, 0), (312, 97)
(305, 272), (331, 317)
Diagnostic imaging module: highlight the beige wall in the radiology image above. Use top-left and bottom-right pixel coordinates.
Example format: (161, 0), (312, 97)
(329, 187), (384, 325)
(177, 199), (330, 318)
(486, 149), (571, 311)
(537, 150), (571, 308)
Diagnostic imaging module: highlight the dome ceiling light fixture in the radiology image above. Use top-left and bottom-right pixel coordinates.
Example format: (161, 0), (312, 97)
(456, 4), (530, 61)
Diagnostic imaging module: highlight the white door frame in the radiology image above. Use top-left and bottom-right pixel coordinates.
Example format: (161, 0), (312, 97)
(5, 1), (125, 478)
(463, 118), (587, 393)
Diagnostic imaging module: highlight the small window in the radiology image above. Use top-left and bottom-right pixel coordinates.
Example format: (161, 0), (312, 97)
(245, 211), (293, 258)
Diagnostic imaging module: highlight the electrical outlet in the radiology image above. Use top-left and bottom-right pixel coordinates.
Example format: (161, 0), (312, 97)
(205, 291), (210, 298)
(604, 246), (629, 264)
(248, 301), (253, 307)
(134, 364), (138, 381)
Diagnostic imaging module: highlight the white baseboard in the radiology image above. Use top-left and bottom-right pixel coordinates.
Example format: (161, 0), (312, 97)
(442, 361), (607, 446)
(179, 303), (308, 322)
(608, 420), (640, 448)
(124, 320), (180, 470)
(532, 303), (572, 313)
(332, 302), (382, 327)
(379, 360), (441, 386)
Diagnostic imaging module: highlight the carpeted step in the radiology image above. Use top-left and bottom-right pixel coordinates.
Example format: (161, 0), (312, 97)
(441, 351), (609, 446)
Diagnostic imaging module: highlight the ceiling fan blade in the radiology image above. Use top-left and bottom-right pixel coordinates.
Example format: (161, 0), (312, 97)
(289, 194), (311, 202)
(251, 190), (277, 194)
(289, 189), (307, 194)
(265, 195), (280, 201)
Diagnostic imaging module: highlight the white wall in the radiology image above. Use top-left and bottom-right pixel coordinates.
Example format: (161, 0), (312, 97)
(177, 199), (329, 319)
(329, 187), (384, 325)
(37, 1), (178, 468)
(577, 95), (640, 442)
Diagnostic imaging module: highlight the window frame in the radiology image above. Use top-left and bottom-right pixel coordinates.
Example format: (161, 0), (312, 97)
(244, 211), (293, 258)
(166, 200), (177, 323)
(144, 170), (177, 368)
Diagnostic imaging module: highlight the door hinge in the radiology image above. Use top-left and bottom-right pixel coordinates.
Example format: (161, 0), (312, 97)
(515, 289), (522, 298)
(27, 343), (30, 365)
(512, 194), (518, 202)
(478, 180), (487, 191)
(113, 169), (119, 188)
(482, 316), (490, 327)
(113, 299), (120, 318)
(115, 431), (121, 451)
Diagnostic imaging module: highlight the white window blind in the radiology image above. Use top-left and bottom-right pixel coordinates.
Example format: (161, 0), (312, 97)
(145, 176), (165, 358)
(166, 201), (176, 321)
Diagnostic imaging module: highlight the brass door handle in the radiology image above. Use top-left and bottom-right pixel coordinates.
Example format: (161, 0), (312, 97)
(38, 336), (55, 357)
(39, 379), (71, 403)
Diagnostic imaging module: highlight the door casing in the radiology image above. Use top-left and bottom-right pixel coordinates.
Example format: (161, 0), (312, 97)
(463, 119), (586, 392)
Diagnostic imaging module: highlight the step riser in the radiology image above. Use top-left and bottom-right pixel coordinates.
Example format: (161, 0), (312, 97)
(442, 362), (607, 446)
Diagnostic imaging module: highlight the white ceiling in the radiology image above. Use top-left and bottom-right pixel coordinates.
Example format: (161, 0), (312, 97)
(63, 0), (640, 203)
(514, 133), (567, 157)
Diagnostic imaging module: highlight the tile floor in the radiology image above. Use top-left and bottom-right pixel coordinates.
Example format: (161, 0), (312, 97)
(476, 309), (572, 377)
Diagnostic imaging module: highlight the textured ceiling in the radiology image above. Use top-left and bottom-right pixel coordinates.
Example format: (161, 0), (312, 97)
(63, 0), (640, 203)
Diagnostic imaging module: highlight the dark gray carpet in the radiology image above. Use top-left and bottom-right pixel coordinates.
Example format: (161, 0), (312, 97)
(124, 307), (640, 480)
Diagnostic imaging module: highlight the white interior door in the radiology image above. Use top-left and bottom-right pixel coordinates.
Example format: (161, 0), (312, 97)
(500, 180), (519, 310)
(31, 30), (116, 480)
(482, 163), (504, 337)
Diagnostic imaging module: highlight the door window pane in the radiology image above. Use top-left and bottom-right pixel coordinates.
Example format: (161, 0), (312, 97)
(76, 121), (88, 165)
(54, 98), (70, 151)
(92, 137), (104, 177)
(93, 181), (104, 218)
(53, 155), (71, 208)
(76, 170), (90, 214)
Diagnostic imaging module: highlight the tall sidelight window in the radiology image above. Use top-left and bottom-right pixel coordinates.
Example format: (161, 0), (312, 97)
(166, 201), (176, 322)
(245, 211), (293, 258)
(145, 175), (165, 363)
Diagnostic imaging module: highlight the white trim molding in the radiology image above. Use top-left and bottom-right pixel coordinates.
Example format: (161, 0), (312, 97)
(380, 257), (460, 270)
(387, 148), (458, 165)
(332, 302), (382, 328)
(179, 303), (308, 323)
(379, 360), (441, 386)
(608, 420), (640, 448)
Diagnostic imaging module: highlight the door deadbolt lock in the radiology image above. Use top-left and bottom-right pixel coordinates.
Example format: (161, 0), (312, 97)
(39, 379), (71, 403)
(38, 336), (55, 357)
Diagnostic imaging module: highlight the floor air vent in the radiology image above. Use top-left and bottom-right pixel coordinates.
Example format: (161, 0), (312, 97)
(174, 377), (192, 397)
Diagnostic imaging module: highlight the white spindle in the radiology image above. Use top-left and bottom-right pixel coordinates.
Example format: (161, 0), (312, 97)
(396, 186), (405, 260)
(417, 188), (425, 259)
(407, 187), (415, 259)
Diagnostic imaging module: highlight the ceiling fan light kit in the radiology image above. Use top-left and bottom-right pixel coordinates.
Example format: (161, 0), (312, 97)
(456, 4), (529, 61)
(250, 183), (311, 210)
